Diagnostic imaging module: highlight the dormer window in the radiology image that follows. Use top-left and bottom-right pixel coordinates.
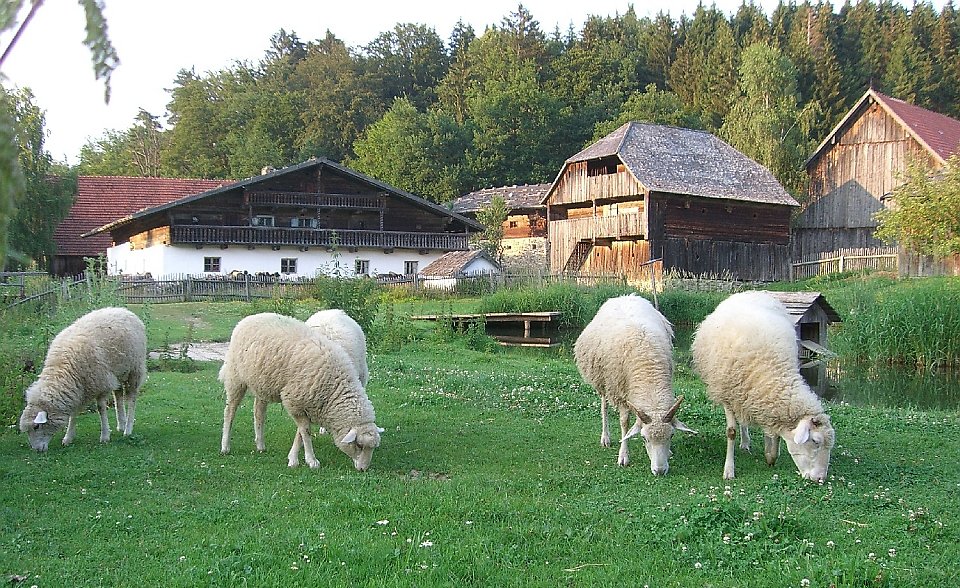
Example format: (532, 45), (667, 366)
(253, 215), (275, 227)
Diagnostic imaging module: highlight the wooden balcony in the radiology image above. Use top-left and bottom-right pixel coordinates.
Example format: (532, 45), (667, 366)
(552, 212), (646, 241)
(246, 191), (383, 210)
(171, 225), (469, 251)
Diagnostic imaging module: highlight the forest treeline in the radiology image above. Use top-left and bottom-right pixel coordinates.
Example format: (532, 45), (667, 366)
(3, 0), (960, 269)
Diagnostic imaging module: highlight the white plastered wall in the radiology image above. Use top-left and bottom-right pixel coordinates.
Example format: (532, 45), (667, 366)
(107, 242), (440, 278)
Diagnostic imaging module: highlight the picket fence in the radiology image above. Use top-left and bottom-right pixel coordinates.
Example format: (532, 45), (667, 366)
(790, 247), (899, 280)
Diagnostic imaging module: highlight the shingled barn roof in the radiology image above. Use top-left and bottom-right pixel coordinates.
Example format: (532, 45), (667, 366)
(807, 88), (960, 168)
(54, 176), (229, 256)
(558, 122), (798, 207)
(451, 184), (550, 215)
(420, 250), (499, 277)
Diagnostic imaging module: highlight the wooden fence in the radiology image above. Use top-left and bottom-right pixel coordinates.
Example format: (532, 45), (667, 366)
(790, 247), (899, 280)
(116, 273), (316, 303)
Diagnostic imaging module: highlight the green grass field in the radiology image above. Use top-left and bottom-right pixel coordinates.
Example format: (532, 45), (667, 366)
(2, 299), (958, 586)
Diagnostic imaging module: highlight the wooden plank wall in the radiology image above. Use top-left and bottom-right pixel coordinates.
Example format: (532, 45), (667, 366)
(658, 194), (792, 244)
(547, 162), (643, 206)
(662, 237), (791, 282)
(581, 240), (652, 277)
(798, 101), (941, 258)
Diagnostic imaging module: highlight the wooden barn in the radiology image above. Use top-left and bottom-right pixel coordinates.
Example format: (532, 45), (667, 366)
(796, 88), (960, 260)
(450, 184), (549, 271)
(543, 122), (798, 282)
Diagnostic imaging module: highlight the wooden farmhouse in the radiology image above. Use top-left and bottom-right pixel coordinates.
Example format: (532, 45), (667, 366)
(797, 88), (960, 260)
(543, 122), (799, 282)
(450, 184), (549, 271)
(52, 176), (229, 276)
(85, 158), (482, 278)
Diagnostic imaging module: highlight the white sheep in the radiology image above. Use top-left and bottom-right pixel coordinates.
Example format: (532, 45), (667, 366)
(574, 294), (696, 474)
(691, 290), (836, 482)
(219, 312), (382, 471)
(19, 307), (147, 451)
(305, 309), (369, 388)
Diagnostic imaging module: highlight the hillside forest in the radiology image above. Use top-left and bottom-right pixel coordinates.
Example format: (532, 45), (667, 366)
(2, 0), (960, 270)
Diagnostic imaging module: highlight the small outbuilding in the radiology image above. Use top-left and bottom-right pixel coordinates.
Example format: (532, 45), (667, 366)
(764, 290), (842, 395)
(418, 250), (501, 290)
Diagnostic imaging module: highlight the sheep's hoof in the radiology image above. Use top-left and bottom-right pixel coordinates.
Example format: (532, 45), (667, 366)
(723, 469), (736, 480)
(306, 459), (321, 469)
(600, 437), (611, 448)
(288, 460), (299, 468)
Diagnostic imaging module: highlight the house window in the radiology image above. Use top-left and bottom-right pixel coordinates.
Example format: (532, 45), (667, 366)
(253, 215), (275, 227)
(404, 261), (418, 275)
(292, 217), (318, 228)
(203, 257), (221, 273)
(355, 259), (370, 276)
(508, 220), (518, 228)
(280, 258), (297, 274)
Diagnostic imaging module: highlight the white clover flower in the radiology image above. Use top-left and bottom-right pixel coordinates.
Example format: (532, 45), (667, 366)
(827, 540), (835, 548)
(800, 579), (810, 587)
(888, 548), (896, 558)
(419, 540), (434, 548)
(694, 562), (702, 569)
(376, 519), (389, 525)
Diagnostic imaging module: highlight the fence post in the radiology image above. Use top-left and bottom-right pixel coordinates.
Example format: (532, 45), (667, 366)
(838, 254), (845, 273)
(184, 276), (193, 302)
(244, 273), (251, 302)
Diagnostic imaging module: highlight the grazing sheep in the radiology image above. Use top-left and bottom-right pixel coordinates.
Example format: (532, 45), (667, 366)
(219, 313), (382, 471)
(691, 290), (836, 482)
(19, 307), (147, 451)
(305, 309), (369, 388)
(574, 294), (696, 474)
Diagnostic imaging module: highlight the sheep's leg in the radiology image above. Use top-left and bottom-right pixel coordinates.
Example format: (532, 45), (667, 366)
(617, 406), (632, 467)
(62, 415), (77, 446)
(122, 393), (137, 436)
(287, 431), (303, 468)
(114, 391), (127, 433)
(763, 432), (780, 466)
(97, 397), (111, 443)
(723, 407), (737, 479)
(739, 422), (751, 452)
(253, 397), (268, 453)
(290, 415), (320, 468)
(220, 381), (246, 455)
(600, 398), (611, 447)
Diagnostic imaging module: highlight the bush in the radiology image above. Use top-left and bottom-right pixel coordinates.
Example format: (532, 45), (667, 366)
(312, 275), (381, 333)
(480, 282), (636, 329)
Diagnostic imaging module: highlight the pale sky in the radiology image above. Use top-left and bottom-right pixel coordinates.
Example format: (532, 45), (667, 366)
(0, 0), (946, 164)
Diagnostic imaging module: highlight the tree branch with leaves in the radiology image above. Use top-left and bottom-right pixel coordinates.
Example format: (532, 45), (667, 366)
(875, 154), (960, 258)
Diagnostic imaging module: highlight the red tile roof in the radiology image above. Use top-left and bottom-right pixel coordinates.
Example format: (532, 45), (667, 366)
(874, 90), (960, 162)
(54, 176), (230, 256)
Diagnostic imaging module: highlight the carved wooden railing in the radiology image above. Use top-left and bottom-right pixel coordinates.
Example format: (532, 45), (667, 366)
(171, 225), (469, 250)
(245, 191), (383, 209)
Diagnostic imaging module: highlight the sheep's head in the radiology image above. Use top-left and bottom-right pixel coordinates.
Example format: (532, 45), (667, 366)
(333, 423), (383, 471)
(624, 397), (698, 476)
(19, 390), (67, 452)
(783, 414), (835, 483)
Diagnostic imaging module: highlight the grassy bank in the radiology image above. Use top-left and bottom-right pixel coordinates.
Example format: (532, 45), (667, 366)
(2, 294), (959, 586)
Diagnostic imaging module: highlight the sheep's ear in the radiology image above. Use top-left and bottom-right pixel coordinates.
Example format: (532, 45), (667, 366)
(792, 419), (811, 444)
(376, 427), (385, 434)
(673, 419), (699, 435)
(33, 411), (48, 425)
(626, 401), (652, 424)
(340, 428), (358, 444)
(623, 420), (643, 441)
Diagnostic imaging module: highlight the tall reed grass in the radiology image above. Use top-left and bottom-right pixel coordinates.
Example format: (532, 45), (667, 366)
(831, 277), (960, 369)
